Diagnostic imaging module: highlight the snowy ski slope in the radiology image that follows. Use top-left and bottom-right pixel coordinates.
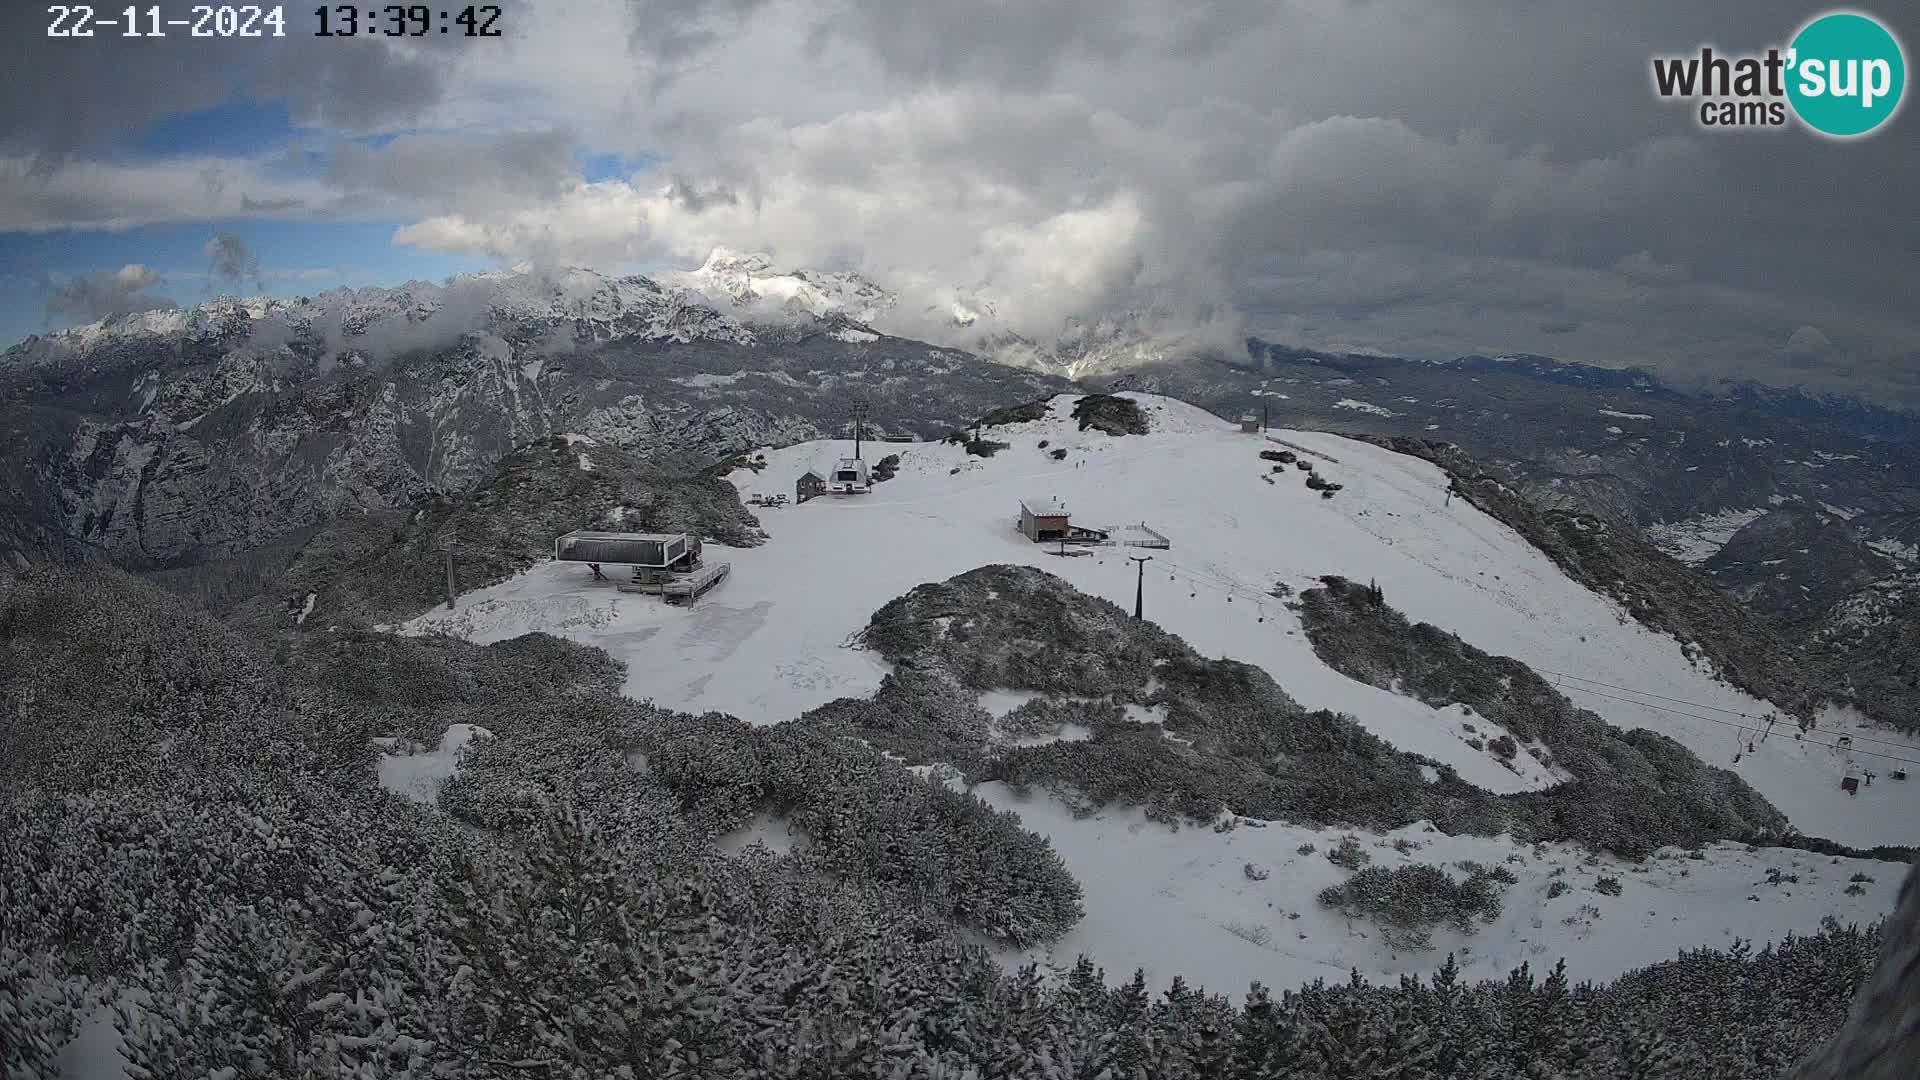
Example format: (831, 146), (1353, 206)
(400, 393), (1917, 994)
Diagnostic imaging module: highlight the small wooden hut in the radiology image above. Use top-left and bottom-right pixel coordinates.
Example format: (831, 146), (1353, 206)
(1020, 496), (1071, 542)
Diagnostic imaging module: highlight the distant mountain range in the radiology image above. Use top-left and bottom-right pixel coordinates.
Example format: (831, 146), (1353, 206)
(0, 266), (1065, 569)
(7, 254), (1918, 736)
(1112, 339), (1920, 606)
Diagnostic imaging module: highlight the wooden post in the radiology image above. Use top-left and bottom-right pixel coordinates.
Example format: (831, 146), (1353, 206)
(445, 545), (456, 610)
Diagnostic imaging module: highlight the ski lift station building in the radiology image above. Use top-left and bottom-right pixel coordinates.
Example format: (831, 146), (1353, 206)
(829, 457), (871, 493)
(1019, 496), (1072, 542)
(555, 531), (689, 568)
(553, 530), (731, 604)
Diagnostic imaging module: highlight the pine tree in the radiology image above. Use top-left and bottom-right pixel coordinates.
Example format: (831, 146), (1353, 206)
(0, 937), (83, 1080)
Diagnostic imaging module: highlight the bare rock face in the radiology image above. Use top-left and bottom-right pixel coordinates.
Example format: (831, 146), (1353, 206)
(1790, 861), (1920, 1080)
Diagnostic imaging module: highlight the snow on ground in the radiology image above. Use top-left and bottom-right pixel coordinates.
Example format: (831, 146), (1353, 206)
(985, 788), (1904, 1000)
(54, 998), (128, 1079)
(974, 689), (1098, 746)
(1645, 508), (1769, 565)
(717, 811), (805, 856)
(374, 724), (494, 805)
(1866, 538), (1918, 564)
(672, 371), (750, 388)
(1598, 409), (1653, 421)
(403, 391), (1920, 840)
(1333, 398), (1397, 417)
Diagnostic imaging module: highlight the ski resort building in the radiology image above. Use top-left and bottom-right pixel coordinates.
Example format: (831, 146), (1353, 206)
(555, 531), (686, 567)
(1017, 496), (1126, 545)
(829, 457), (871, 494)
(553, 530), (730, 605)
(1240, 414), (1261, 433)
(1019, 497), (1072, 542)
(796, 470), (826, 504)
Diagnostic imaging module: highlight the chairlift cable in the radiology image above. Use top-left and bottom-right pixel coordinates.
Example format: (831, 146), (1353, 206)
(1552, 682), (1920, 767)
(1540, 670), (1918, 752)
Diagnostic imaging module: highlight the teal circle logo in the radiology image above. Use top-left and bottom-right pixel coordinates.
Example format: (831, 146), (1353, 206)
(1786, 12), (1906, 137)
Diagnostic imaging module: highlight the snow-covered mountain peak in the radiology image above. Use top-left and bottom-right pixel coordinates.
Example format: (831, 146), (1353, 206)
(10, 267), (754, 371)
(658, 248), (897, 325)
(658, 251), (1197, 377)
(698, 246), (776, 276)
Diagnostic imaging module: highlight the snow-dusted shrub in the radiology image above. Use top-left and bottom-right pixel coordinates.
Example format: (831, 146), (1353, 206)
(854, 566), (1511, 834)
(1457, 859), (1519, 885)
(1298, 577), (1792, 858)
(1327, 836), (1372, 870)
(977, 398), (1053, 428)
(641, 708), (763, 830)
(0, 937), (84, 1080)
(1317, 863), (1508, 950)
(1071, 394), (1149, 435)
(754, 725), (1084, 945)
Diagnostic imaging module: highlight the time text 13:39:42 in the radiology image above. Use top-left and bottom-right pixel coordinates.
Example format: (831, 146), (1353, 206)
(314, 5), (501, 36)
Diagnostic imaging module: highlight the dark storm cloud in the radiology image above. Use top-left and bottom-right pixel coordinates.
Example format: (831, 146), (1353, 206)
(771, 0), (1919, 397)
(664, 175), (742, 212)
(39, 265), (178, 322)
(0, 27), (445, 157)
(6, 0), (1917, 401)
(807, 0), (1143, 87)
(627, 0), (773, 88)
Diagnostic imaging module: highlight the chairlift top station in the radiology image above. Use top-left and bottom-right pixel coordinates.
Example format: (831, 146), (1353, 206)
(554, 530), (730, 605)
(554, 530), (688, 567)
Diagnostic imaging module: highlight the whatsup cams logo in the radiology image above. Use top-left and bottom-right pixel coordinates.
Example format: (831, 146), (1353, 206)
(1651, 10), (1907, 137)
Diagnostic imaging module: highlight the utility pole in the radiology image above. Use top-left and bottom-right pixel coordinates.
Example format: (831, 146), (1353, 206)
(445, 544), (456, 610)
(1262, 399), (1269, 431)
(1129, 554), (1153, 620)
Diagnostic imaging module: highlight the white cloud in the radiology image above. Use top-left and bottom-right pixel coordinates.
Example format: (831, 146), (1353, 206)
(5, 0), (1918, 399)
